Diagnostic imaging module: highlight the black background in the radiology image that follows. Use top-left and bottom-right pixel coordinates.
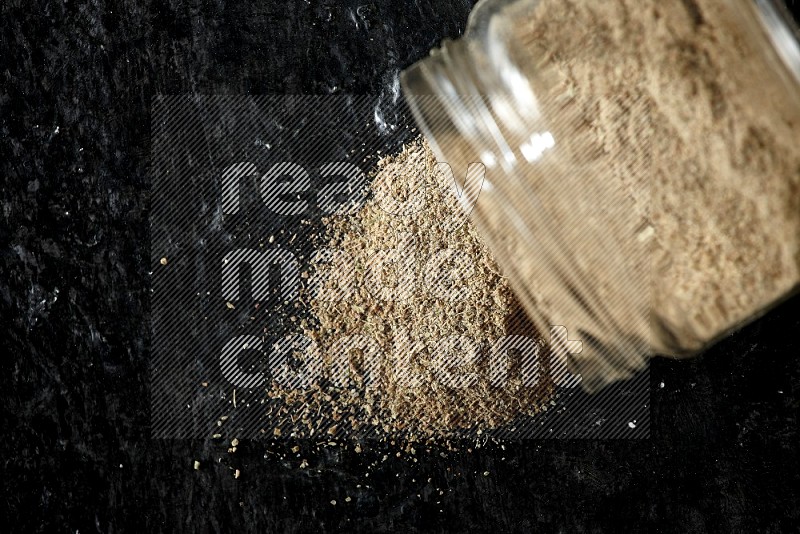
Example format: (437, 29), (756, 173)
(2, 0), (800, 532)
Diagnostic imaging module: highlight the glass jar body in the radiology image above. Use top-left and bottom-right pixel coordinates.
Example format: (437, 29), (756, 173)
(402, 0), (800, 389)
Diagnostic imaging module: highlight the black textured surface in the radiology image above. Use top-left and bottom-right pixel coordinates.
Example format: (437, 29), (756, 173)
(2, 1), (800, 532)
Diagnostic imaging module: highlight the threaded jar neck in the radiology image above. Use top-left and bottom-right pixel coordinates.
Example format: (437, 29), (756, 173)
(401, 37), (544, 175)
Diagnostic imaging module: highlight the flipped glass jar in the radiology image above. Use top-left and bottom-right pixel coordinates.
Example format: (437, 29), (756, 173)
(401, 0), (800, 390)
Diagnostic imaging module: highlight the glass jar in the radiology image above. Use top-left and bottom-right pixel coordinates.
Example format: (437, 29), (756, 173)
(401, 0), (800, 391)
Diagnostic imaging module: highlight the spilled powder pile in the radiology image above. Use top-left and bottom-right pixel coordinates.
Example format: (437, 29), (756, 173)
(513, 0), (800, 351)
(267, 139), (554, 439)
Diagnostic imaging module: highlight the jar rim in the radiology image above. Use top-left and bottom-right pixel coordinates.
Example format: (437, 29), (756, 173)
(754, 0), (800, 86)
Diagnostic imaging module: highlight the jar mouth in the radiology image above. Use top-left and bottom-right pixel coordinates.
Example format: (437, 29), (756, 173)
(401, 38), (547, 175)
(401, 40), (510, 173)
(754, 0), (800, 86)
(400, 41), (477, 168)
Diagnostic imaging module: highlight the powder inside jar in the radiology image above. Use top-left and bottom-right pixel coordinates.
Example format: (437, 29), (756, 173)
(510, 0), (800, 353)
